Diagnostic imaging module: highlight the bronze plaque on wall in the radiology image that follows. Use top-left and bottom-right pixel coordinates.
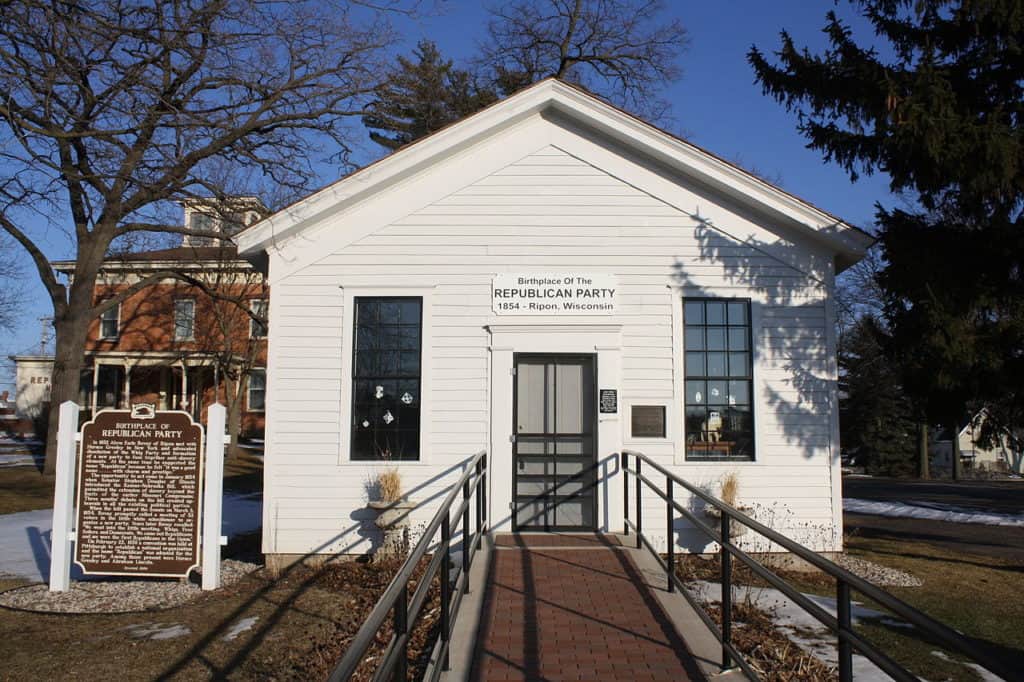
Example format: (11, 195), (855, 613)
(631, 405), (666, 438)
(74, 406), (204, 577)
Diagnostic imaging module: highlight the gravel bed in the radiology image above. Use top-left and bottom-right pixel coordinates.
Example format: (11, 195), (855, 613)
(833, 554), (922, 587)
(0, 560), (260, 614)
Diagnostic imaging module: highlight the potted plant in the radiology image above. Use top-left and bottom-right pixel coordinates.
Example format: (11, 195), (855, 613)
(366, 468), (417, 558)
(703, 472), (750, 538)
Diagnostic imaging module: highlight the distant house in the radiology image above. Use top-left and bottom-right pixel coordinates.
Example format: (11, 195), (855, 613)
(1, 356), (54, 438)
(930, 410), (1022, 474)
(235, 79), (873, 561)
(49, 199), (269, 442)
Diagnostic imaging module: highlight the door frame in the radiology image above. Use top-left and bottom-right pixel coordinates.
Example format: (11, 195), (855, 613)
(511, 352), (599, 532)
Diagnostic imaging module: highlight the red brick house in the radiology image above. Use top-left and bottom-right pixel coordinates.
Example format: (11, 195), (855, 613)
(51, 200), (268, 444)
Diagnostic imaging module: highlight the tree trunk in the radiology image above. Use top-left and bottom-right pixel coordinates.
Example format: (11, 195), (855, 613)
(43, 246), (105, 475)
(225, 373), (242, 459)
(951, 421), (963, 481)
(918, 422), (929, 480)
(43, 310), (92, 474)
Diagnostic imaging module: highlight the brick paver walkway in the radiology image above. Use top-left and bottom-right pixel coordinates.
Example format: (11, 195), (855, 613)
(470, 534), (703, 681)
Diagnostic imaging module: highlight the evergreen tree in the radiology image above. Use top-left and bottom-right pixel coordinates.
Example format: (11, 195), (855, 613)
(839, 317), (919, 476)
(362, 41), (497, 151)
(750, 1), (1024, 455)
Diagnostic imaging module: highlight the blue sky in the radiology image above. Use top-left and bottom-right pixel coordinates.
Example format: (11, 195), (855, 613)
(0, 1), (895, 367)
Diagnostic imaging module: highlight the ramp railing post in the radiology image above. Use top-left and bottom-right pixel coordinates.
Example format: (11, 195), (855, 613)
(634, 457), (642, 549)
(394, 583), (408, 682)
(721, 512), (733, 669)
(462, 477), (471, 594)
(49, 401), (80, 592)
(441, 511), (451, 671)
(838, 580), (853, 682)
(622, 452), (629, 535)
(666, 476), (674, 592)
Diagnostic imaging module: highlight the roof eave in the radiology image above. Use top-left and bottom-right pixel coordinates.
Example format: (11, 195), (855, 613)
(236, 78), (870, 266)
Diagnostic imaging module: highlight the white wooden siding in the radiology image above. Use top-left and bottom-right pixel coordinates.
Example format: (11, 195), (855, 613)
(263, 140), (840, 556)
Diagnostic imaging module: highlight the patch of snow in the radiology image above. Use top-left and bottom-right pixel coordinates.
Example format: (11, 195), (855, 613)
(222, 616), (259, 641)
(687, 580), (981, 682)
(931, 651), (1004, 682)
(845, 498), (1024, 527)
(123, 622), (192, 640)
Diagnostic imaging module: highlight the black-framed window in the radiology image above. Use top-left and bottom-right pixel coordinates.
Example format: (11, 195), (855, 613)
(684, 299), (754, 461)
(99, 302), (119, 339)
(350, 297), (422, 461)
(248, 369), (266, 411)
(174, 298), (195, 341)
(250, 299), (268, 339)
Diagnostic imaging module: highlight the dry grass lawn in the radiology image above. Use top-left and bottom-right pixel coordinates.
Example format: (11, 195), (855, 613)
(0, 552), (438, 681)
(677, 532), (1024, 681)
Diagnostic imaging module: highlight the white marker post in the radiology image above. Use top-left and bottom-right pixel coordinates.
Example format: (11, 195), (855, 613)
(49, 400), (80, 592)
(202, 403), (228, 590)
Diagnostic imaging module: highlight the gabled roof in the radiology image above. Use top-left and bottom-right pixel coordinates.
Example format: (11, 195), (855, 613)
(235, 78), (874, 270)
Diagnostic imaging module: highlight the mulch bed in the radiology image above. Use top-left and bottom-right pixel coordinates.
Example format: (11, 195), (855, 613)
(266, 556), (442, 682)
(705, 600), (835, 681)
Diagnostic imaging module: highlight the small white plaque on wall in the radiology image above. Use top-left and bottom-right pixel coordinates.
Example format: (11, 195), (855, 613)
(492, 273), (617, 315)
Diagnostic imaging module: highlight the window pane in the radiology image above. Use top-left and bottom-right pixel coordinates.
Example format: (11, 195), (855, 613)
(684, 327), (704, 350)
(350, 297), (423, 461)
(174, 299), (195, 340)
(399, 299), (421, 324)
(728, 352), (749, 377)
(685, 352), (705, 376)
(379, 300), (401, 323)
(685, 380), (706, 405)
(399, 325), (420, 350)
(248, 370), (266, 410)
(707, 352), (726, 376)
(728, 327), (747, 350)
(706, 302), (726, 325)
(707, 380), (728, 405)
(728, 380), (750, 405)
(727, 302), (748, 324)
(706, 328), (726, 350)
(684, 301), (704, 325)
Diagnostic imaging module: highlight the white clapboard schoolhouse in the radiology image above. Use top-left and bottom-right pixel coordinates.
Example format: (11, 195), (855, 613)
(235, 79), (872, 562)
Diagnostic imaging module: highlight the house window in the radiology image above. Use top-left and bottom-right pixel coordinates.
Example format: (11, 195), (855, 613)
(99, 303), (119, 339)
(684, 299), (754, 461)
(350, 297), (422, 461)
(248, 369), (266, 411)
(174, 298), (196, 341)
(189, 212), (216, 246)
(250, 299), (268, 338)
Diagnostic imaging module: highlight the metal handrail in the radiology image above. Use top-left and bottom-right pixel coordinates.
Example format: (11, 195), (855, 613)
(329, 450), (487, 682)
(621, 449), (1016, 682)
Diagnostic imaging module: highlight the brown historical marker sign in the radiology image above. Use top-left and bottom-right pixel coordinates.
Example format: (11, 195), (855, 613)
(74, 405), (204, 577)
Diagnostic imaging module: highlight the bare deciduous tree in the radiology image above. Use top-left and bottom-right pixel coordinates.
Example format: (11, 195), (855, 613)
(0, 0), (405, 472)
(0, 236), (20, 332)
(480, 0), (688, 120)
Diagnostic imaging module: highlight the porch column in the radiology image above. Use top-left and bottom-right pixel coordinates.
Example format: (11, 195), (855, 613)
(123, 361), (131, 409)
(91, 363), (99, 414)
(181, 364), (189, 412)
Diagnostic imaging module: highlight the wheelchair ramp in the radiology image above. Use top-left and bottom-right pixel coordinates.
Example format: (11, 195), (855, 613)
(469, 533), (705, 681)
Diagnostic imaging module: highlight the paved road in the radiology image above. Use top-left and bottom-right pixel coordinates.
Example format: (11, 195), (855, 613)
(842, 477), (1024, 562)
(843, 476), (1024, 514)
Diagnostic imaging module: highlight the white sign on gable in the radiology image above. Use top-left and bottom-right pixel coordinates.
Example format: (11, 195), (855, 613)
(492, 273), (617, 315)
